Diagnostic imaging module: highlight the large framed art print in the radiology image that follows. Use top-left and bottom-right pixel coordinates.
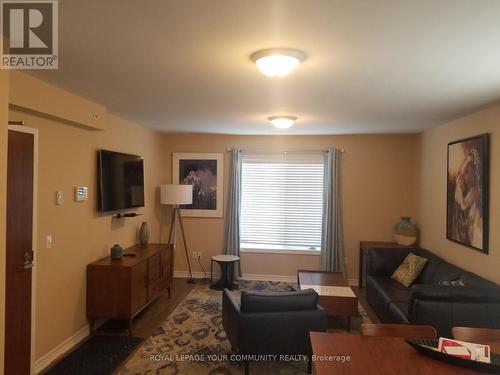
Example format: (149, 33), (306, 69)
(446, 134), (489, 253)
(172, 153), (224, 218)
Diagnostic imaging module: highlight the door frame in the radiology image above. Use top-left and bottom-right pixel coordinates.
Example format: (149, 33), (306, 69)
(7, 125), (38, 374)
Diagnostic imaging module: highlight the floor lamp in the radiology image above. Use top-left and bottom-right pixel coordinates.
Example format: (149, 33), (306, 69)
(161, 184), (195, 283)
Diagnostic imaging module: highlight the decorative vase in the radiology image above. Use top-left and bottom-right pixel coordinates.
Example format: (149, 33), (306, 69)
(394, 217), (418, 246)
(138, 221), (150, 245)
(110, 244), (123, 260)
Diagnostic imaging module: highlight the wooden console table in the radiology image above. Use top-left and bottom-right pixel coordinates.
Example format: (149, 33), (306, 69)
(87, 243), (173, 335)
(359, 241), (412, 287)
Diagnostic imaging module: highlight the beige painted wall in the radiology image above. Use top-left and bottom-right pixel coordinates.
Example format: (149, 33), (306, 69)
(8, 89), (165, 358)
(417, 104), (500, 284)
(160, 133), (419, 280)
(0, 55), (9, 373)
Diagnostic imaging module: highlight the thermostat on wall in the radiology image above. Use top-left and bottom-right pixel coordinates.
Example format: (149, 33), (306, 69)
(74, 186), (88, 202)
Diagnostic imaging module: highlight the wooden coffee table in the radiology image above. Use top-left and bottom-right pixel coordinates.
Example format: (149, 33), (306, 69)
(298, 270), (358, 331)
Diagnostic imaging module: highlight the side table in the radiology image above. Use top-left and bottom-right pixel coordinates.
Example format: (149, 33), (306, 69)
(210, 255), (240, 290)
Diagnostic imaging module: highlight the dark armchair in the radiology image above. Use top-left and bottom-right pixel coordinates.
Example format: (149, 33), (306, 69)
(222, 288), (328, 375)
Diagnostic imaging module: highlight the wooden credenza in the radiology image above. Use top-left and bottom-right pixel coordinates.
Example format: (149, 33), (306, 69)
(87, 243), (173, 335)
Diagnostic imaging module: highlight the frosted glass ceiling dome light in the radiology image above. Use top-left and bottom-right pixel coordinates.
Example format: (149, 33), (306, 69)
(251, 48), (306, 77)
(268, 116), (298, 129)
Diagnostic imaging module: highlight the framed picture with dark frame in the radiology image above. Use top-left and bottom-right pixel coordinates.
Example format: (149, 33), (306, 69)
(172, 153), (223, 218)
(446, 133), (489, 253)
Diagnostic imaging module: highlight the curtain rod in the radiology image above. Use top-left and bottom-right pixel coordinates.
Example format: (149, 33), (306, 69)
(225, 148), (346, 153)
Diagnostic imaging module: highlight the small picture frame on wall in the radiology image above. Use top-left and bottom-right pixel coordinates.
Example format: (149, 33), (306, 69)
(446, 134), (489, 253)
(172, 153), (224, 218)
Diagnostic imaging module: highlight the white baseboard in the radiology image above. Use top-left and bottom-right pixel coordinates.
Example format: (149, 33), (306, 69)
(174, 270), (214, 279)
(34, 325), (89, 373)
(240, 273), (297, 282)
(174, 271), (359, 285)
(34, 319), (105, 374)
(174, 271), (296, 282)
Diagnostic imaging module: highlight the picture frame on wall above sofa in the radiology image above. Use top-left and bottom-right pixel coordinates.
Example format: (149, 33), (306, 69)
(172, 153), (223, 218)
(446, 133), (489, 253)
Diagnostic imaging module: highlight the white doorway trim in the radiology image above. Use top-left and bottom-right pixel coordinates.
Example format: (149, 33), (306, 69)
(8, 125), (38, 375)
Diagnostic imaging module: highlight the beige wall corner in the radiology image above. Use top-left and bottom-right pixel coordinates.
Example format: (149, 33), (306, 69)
(9, 71), (106, 130)
(417, 104), (500, 284)
(0, 58), (10, 373)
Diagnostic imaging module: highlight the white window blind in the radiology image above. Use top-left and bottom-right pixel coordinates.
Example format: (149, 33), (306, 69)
(240, 152), (325, 251)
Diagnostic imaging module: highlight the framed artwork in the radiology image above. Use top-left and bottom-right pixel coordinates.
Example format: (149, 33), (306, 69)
(172, 153), (223, 218)
(446, 134), (489, 253)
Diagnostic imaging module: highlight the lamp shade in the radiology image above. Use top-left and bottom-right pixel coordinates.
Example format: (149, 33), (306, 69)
(160, 184), (193, 205)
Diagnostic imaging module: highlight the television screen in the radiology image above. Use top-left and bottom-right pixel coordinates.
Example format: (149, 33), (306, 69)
(98, 150), (145, 212)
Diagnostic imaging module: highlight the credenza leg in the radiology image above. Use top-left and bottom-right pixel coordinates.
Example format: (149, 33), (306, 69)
(307, 354), (312, 374)
(244, 360), (249, 375)
(89, 318), (95, 336)
(128, 319), (133, 336)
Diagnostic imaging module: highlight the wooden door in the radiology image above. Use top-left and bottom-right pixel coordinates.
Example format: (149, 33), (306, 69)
(5, 130), (34, 375)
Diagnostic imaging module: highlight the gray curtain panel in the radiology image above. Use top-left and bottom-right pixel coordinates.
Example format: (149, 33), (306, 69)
(320, 148), (346, 275)
(223, 148), (242, 277)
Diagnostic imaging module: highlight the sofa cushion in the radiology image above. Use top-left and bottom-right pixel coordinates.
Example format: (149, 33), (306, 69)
(367, 248), (412, 277)
(366, 276), (411, 323)
(414, 248), (444, 284)
(370, 276), (412, 303)
(388, 301), (410, 323)
(391, 253), (428, 287)
(431, 262), (464, 284)
(240, 289), (318, 313)
(460, 271), (498, 288)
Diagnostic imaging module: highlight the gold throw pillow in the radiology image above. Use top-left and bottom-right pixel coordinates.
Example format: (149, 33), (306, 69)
(391, 253), (427, 287)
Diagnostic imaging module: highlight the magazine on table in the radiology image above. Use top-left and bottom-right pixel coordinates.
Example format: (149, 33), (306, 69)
(438, 337), (491, 363)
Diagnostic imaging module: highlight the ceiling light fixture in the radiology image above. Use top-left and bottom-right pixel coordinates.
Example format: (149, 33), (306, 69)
(268, 115), (298, 129)
(251, 48), (306, 77)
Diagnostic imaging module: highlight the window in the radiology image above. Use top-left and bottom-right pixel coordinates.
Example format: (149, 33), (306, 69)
(240, 152), (324, 252)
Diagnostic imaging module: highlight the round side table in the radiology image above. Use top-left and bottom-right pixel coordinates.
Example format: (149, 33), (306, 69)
(210, 255), (240, 290)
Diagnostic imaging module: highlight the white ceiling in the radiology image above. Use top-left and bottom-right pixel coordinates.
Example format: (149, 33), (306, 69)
(32, 0), (500, 135)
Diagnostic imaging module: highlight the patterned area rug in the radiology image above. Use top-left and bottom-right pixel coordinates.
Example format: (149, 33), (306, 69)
(118, 280), (370, 375)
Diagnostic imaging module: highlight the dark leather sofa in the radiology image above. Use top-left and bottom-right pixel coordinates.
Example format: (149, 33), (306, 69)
(366, 246), (500, 337)
(222, 288), (327, 375)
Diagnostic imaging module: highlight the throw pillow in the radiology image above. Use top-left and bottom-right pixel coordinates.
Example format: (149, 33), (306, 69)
(391, 253), (428, 287)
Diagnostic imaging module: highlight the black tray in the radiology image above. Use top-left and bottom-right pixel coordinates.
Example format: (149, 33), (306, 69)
(405, 339), (500, 373)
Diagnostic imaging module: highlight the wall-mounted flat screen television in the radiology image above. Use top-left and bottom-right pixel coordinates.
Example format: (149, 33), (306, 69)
(98, 150), (145, 212)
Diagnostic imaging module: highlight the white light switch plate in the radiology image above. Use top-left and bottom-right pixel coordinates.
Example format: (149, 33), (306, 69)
(46, 235), (53, 249)
(56, 191), (64, 205)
